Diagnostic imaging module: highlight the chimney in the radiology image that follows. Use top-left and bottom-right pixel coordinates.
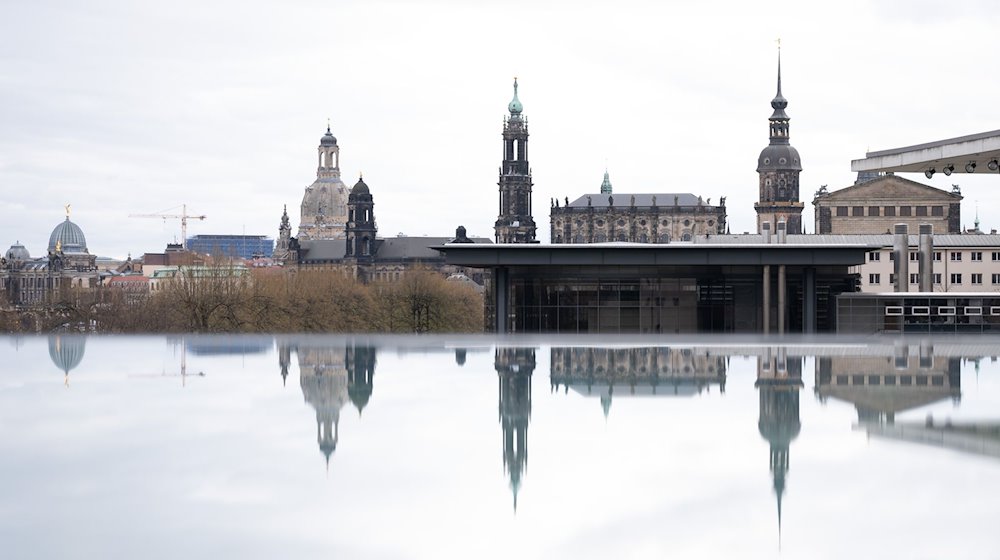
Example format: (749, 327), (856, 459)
(893, 224), (909, 293)
(777, 220), (787, 244)
(918, 223), (933, 292)
(762, 221), (772, 244)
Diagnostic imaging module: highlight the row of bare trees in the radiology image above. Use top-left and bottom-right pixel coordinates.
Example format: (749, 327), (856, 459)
(0, 267), (485, 333)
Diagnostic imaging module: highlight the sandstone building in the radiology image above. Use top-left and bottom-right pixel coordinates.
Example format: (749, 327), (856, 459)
(812, 174), (962, 235)
(297, 125), (350, 241)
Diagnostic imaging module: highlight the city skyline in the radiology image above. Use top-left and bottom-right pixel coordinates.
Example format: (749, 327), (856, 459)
(4, 0), (1000, 258)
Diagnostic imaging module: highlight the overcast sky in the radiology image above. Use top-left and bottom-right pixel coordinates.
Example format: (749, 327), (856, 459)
(3, 0), (999, 258)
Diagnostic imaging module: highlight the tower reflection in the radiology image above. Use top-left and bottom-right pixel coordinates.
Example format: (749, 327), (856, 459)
(550, 347), (726, 417)
(756, 347), (802, 539)
(278, 340), (377, 470)
(495, 346), (534, 510)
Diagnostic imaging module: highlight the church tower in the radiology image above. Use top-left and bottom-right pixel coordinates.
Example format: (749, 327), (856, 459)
(298, 125), (350, 240)
(345, 175), (376, 263)
(756, 348), (802, 541)
(495, 79), (537, 243)
(755, 51), (804, 234)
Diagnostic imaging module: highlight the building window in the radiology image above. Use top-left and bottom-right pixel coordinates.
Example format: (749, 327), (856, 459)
(868, 206), (880, 217)
(993, 252), (1000, 261)
(909, 273), (919, 284)
(885, 206), (896, 217)
(972, 251), (983, 261)
(836, 206), (848, 216)
(868, 251), (880, 262)
(869, 273), (881, 284)
(852, 206), (864, 216)
(993, 274), (1000, 284)
(950, 273), (962, 284)
(889, 252), (894, 261)
(950, 251), (962, 261)
(899, 206), (912, 216)
(934, 273), (942, 284)
(932, 206), (944, 216)
(889, 274), (896, 284)
(972, 273), (983, 285)
(916, 206), (928, 216)
(934, 251), (942, 262)
(909, 252), (918, 261)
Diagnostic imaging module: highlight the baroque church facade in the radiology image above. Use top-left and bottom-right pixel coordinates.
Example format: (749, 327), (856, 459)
(495, 79), (537, 244)
(298, 125), (350, 241)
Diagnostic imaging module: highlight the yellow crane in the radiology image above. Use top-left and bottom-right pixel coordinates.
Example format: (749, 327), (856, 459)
(129, 204), (207, 250)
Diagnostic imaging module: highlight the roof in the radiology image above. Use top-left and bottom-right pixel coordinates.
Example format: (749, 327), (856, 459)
(434, 236), (878, 267)
(298, 239), (347, 261)
(814, 175), (961, 202)
(375, 237), (490, 260)
(564, 193), (715, 208)
(851, 129), (1000, 174)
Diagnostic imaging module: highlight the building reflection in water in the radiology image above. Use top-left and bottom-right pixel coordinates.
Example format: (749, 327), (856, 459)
(550, 347), (726, 417)
(815, 341), (961, 425)
(756, 347), (802, 540)
(48, 334), (86, 386)
(278, 340), (377, 469)
(813, 342), (1000, 459)
(495, 347), (534, 510)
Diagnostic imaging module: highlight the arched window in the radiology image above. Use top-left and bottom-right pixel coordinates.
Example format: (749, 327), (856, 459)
(659, 233), (670, 243)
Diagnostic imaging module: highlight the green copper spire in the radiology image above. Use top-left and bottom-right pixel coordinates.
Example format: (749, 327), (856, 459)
(508, 78), (523, 115)
(600, 169), (612, 195)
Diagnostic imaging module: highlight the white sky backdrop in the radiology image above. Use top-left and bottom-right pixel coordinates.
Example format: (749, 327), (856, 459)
(2, 0), (999, 258)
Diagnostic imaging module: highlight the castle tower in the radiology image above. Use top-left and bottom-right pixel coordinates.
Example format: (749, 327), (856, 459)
(298, 125), (350, 241)
(755, 51), (804, 234)
(346, 175), (376, 262)
(495, 79), (537, 243)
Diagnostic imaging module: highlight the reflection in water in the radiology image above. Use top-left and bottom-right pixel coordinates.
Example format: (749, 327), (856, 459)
(278, 340), (378, 469)
(756, 348), (802, 540)
(495, 347), (534, 510)
(815, 341), (961, 425)
(550, 347), (726, 417)
(48, 335), (86, 386)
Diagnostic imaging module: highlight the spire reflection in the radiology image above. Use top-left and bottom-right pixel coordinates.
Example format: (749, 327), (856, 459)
(495, 347), (534, 511)
(756, 347), (802, 543)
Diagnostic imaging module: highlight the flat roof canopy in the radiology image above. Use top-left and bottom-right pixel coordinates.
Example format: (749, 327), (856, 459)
(435, 240), (877, 267)
(851, 130), (1000, 175)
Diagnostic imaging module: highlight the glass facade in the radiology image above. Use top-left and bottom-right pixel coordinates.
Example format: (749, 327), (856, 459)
(186, 235), (274, 259)
(500, 265), (855, 333)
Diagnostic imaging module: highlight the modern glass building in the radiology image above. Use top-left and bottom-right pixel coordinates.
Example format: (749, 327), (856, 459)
(186, 235), (274, 259)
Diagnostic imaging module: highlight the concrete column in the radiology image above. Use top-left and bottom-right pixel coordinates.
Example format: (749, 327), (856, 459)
(919, 224), (933, 292)
(893, 224), (909, 293)
(803, 267), (816, 333)
(762, 265), (771, 334)
(494, 267), (509, 334)
(778, 264), (787, 334)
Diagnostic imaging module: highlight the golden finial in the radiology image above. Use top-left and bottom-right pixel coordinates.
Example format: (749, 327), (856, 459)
(55, 239), (62, 252)
(64, 204), (71, 218)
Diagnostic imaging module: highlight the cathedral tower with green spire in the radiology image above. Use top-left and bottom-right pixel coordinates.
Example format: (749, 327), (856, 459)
(495, 79), (537, 243)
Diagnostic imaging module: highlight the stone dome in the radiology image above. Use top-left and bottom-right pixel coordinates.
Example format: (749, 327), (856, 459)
(351, 177), (369, 195)
(757, 144), (802, 173)
(48, 217), (88, 253)
(320, 126), (337, 146)
(5, 242), (30, 262)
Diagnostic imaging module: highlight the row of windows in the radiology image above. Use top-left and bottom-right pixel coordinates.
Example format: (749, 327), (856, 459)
(836, 205), (945, 217)
(868, 273), (1000, 285)
(869, 251), (1000, 262)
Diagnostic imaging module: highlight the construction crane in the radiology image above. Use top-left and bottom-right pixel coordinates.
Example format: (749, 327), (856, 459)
(129, 204), (207, 250)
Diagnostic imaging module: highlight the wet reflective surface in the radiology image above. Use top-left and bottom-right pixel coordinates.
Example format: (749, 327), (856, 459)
(2, 334), (1000, 559)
